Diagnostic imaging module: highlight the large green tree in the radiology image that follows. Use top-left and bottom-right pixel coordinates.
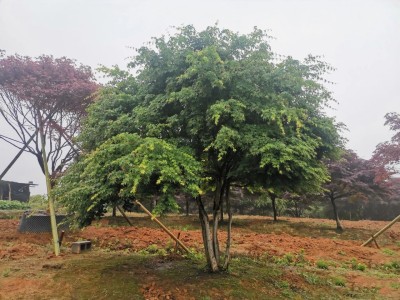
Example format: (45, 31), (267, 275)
(57, 25), (341, 272)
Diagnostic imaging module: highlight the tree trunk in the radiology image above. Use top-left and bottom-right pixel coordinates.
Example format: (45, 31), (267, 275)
(112, 205), (117, 217)
(223, 183), (232, 270)
(185, 197), (189, 216)
(294, 200), (301, 218)
(212, 180), (223, 265)
(330, 196), (343, 231)
(220, 197), (224, 222)
(195, 196), (219, 272)
(38, 111), (60, 256)
(8, 182), (12, 200)
(271, 194), (278, 221)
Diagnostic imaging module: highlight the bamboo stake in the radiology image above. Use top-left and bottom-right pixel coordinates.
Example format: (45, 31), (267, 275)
(361, 214), (400, 247)
(116, 205), (133, 226)
(372, 237), (380, 249)
(0, 111), (54, 182)
(174, 232), (181, 253)
(134, 200), (190, 254)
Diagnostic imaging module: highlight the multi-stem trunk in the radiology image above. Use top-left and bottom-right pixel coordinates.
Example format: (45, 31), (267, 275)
(195, 196), (219, 272)
(195, 178), (233, 273)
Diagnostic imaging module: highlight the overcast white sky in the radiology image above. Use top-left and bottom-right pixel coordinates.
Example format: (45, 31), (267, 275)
(0, 0), (399, 195)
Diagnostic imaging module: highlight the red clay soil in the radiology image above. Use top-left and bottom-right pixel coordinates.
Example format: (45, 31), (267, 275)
(0, 217), (398, 264)
(1, 216), (400, 299)
(79, 225), (394, 267)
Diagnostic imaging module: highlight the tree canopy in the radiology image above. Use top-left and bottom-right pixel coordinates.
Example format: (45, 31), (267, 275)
(56, 25), (342, 272)
(324, 149), (389, 230)
(373, 112), (400, 177)
(56, 133), (201, 226)
(0, 54), (98, 179)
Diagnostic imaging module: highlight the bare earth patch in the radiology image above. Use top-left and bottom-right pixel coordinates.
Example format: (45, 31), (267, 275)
(1, 215), (399, 299)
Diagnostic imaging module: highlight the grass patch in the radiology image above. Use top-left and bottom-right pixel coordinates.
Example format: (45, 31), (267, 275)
(331, 276), (346, 287)
(302, 272), (322, 285)
(316, 260), (329, 270)
(391, 282), (400, 290)
(382, 248), (396, 256)
(350, 258), (367, 272)
(51, 251), (380, 299)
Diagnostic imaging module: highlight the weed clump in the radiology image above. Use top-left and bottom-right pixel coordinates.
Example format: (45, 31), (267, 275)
(331, 277), (346, 287)
(350, 258), (366, 271)
(316, 260), (329, 270)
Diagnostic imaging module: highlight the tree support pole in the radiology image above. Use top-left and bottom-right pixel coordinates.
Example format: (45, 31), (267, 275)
(361, 214), (400, 247)
(116, 205), (133, 226)
(0, 128), (39, 182)
(39, 112), (60, 256)
(134, 200), (190, 254)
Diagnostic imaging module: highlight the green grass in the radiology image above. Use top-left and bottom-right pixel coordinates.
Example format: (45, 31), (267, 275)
(331, 276), (346, 287)
(49, 251), (383, 299)
(316, 260), (329, 270)
(382, 248), (396, 256)
(350, 258), (367, 272)
(302, 272), (322, 285)
(391, 282), (400, 290)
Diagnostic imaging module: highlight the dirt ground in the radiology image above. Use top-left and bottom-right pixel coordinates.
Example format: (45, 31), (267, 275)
(1, 214), (399, 299)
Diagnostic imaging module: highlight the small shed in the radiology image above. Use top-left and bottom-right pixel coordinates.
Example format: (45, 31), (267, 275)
(0, 180), (33, 202)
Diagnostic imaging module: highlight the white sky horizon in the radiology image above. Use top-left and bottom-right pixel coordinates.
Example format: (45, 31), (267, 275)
(0, 0), (399, 195)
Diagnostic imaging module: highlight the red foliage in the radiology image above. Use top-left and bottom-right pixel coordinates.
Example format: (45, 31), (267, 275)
(0, 54), (99, 177)
(325, 149), (389, 200)
(372, 112), (400, 178)
(0, 54), (98, 114)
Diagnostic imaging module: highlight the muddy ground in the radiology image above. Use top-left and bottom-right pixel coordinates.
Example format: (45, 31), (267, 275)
(0, 214), (399, 299)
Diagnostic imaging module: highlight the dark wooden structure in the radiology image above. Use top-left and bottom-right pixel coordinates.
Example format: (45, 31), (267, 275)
(0, 180), (32, 202)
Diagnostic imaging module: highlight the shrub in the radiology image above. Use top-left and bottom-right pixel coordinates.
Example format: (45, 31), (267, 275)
(28, 195), (48, 210)
(0, 200), (30, 210)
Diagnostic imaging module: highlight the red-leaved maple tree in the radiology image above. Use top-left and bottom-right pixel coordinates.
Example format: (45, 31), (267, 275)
(324, 150), (389, 230)
(373, 112), (400, 179)
(0, 53), (98, 181)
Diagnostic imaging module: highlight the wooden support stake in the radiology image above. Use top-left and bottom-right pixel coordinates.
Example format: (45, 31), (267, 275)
(372, 236), (380, 249)
(117, 205), (133, 226)
(361, 214), (400, 247)
(134, 200), (190, 254)
(174, 232), (181, 253)
(59, 230), (65, 246)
